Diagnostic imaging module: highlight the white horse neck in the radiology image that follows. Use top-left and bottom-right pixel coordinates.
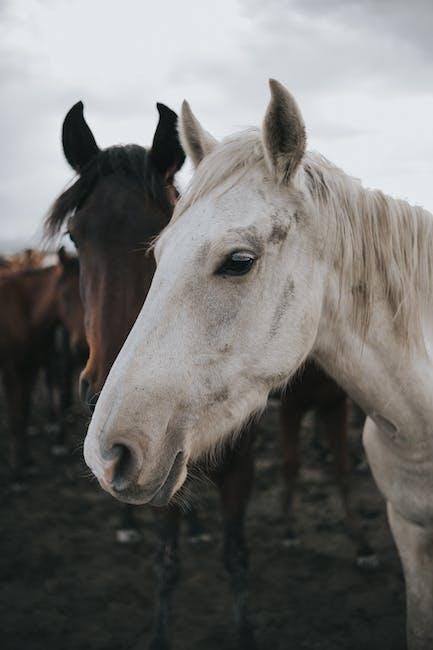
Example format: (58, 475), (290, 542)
(312, 272), (433, 445)
(295, 152), (433, 443)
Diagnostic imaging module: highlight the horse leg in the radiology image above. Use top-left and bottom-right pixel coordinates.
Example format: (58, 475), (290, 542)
(44, 332), (62, 438)
(148, 507), (181, 650)
(44, 357), (57, 423)
(3, 363), (36, 482)
(350, 401), (369, 472)
(185, 505), (211, 544)
(52, 328), (73, 456)
(280, 393), (302, 546)
(215, 430), (255, 650)
(320, 399), (378, 567)
(115, 504), (142, 544)
(388, 503), (433, 650)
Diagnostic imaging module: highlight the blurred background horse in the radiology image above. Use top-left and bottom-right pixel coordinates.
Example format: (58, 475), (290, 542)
(0, 248), (86, 481)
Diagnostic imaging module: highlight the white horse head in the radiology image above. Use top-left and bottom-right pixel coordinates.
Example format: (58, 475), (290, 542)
(84, 80), (433, 508)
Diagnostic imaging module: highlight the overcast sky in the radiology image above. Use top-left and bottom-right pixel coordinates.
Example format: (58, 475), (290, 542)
(1, 0), (433, 249)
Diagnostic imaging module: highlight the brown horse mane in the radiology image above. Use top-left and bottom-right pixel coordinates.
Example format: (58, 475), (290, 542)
(45, 144), (171, 238)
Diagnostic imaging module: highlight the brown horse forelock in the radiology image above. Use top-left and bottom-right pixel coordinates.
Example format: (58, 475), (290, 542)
(46, 145), (177, 402)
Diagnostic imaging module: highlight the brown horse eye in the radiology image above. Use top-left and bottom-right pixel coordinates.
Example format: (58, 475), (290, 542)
(217, 251), (256, 277)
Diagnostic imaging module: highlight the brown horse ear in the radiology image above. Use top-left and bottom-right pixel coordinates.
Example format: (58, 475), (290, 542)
(62, 101), (100, 172)
(149, 103), (185, 180)
(57, 246), (70, 267)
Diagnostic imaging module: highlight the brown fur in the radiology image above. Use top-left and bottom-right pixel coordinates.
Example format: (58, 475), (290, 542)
(0, 259), (84, 474)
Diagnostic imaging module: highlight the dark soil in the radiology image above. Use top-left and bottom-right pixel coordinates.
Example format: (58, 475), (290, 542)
(0, 386), (406, 650)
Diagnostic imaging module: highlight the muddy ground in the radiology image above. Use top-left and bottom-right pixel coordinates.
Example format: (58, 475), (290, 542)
(0, 384), (406, 650)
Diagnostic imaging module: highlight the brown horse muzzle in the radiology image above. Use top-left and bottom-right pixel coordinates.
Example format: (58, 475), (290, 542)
(79, 374), (99, 413)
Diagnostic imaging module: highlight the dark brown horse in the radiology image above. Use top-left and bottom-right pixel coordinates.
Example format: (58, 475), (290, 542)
(0, 251), (85, 478)
(45, 101), (257, 649)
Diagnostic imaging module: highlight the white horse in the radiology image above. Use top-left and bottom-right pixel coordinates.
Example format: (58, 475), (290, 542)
(84, 80), (433, 649)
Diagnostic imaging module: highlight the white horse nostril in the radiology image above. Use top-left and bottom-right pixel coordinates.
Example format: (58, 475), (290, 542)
(102, 455), (118, 485)
(103, 443), (141, 492)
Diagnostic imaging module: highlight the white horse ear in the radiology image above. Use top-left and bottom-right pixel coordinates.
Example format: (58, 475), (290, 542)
(179, 101), (217, 167)
(262, 79), (306, 183)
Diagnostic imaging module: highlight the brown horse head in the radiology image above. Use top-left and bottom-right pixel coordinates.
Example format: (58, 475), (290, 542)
(56, 247), (87, 360)
(45, 101), (184, 411)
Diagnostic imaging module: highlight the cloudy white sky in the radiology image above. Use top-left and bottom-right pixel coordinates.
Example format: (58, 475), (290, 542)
(1, 0), (433, 249)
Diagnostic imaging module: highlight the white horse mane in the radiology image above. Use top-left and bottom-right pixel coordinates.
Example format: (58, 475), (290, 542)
(173, 128), (433, 352)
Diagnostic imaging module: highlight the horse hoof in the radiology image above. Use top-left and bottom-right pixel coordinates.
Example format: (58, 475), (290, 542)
(282, 533), (301, 549)
(238, 627), (256, 650)
(356, 459), (369, 474)
(51, 444), (69, 457)
(148, 636), (170, 650)
(356, 552), (380, 571)
(116, 528), (142, 544)
(187, 532), (212, 544)
(23, 463), (39, 477)
(10, 480), (27, 494)
(45, 423), (61, 436)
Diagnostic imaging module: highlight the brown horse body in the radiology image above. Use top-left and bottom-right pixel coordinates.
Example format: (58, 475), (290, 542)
(0, 254), (85, 475)
(280, 362), (374, 562)
(46, 102), (372, 650)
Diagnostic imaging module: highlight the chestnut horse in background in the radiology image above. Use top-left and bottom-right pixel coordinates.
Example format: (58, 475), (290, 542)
(46, 101), (373, 650)
(0, 250), (85, 479)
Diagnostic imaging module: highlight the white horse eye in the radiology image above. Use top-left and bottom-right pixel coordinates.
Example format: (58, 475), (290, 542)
(216, 251), (256, 277)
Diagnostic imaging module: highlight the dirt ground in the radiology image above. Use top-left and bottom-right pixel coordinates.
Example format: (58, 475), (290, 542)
(0, 384), (406, 650)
